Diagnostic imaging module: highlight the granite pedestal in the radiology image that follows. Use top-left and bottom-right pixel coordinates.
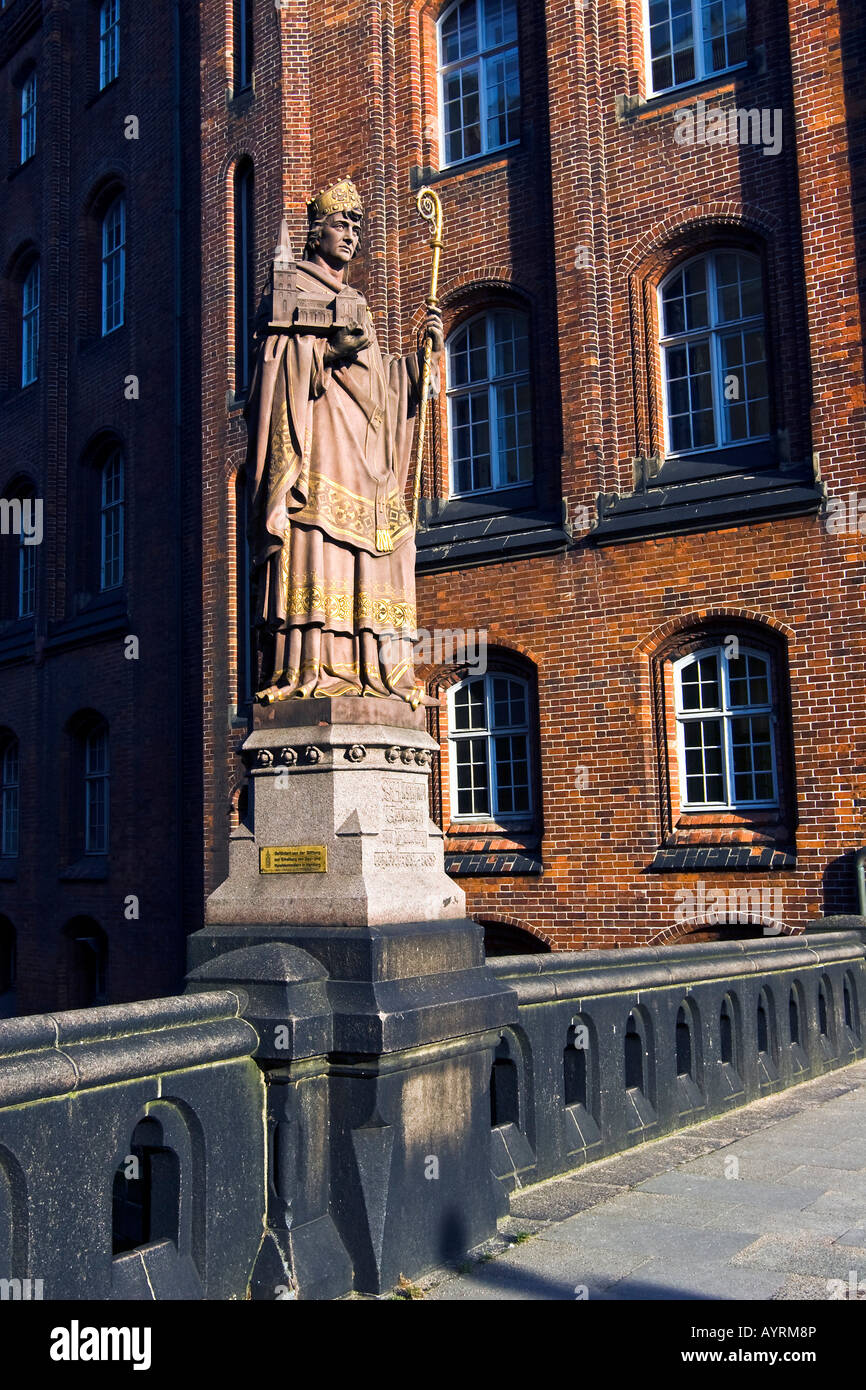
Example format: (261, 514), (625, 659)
(187, 697), (517, 1296)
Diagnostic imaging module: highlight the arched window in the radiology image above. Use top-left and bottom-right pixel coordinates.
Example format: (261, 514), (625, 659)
(234, 0), (253, 93)
(645, 0), (747, 96)
(659, 250), (768, 455)
(99, 0), (120, 89)
(446, 309), (532, 495)
(234, 161), (255, 393)
(21, 260), (39, 387)
(19, 71), (36, 164)
(99, 448), (124, 590)
(62, 917), (107, 1007)
(84, 724), (110, 854)
(438, 0), (520, 166)
(447, 672), (532, 820)
(673, 644), (777, 810)
(0, 737), (19, 858)
(101, 195), (126, 335)
(1, 480), (38, 620)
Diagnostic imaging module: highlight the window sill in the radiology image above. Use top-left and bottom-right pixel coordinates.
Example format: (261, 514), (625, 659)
(410, 144), (520, 189)
(59, 855), (108, 882)
(416, 495), (570, 573)
(446, 851), (543, 877)
(0, 619), (35, 664)
(618, 57), (757, 122)
(84, 77), (120, 110)
(648, 845), (796, 872)
(47, 593), (129, 651)
(590, 459), (824, 546)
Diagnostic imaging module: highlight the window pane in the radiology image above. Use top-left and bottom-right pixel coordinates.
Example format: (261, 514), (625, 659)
(494, 734), (529, 814)
(454, 736), (489, 815)
(441, 0), (479, 64)
(731, 714), (774, 803)
(492, 677), (527, 729)
(453, 679), (487, 731)
(485, 48), (520, 150)
(679, 654), (720, 711)
(683, 718), (725, 803)
(482, 0), (517, 48)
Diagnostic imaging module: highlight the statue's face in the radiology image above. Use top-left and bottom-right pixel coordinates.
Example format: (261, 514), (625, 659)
(316, 212), (362, 265)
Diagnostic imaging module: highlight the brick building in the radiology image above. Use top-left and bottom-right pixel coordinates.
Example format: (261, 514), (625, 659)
(2, 0), (865, 1010)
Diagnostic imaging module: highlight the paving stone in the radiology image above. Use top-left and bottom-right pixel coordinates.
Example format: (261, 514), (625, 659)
(771, 1274), (841, 1300)
(538, 1216), (758, 1263)
(508, 1179), (622, 1221)
(599, 1261), (788, 1302)
(732, 1233), (866, 1280)
(638, 1172), (827, 1209)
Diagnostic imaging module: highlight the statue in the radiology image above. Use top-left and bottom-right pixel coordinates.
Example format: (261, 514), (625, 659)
(244, 178), (443, 708)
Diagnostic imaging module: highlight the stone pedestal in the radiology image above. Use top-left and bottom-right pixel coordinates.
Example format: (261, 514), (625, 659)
(189, 696), (517, 1296)
(206, 697), (465, 927)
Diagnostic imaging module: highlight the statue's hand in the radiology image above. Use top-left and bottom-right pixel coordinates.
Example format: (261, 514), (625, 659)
(424, 307), (444, 355)
(324, 325), (371, 366)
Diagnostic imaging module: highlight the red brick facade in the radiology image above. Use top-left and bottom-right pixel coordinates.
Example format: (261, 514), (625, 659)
(2, 0), (864, 1011)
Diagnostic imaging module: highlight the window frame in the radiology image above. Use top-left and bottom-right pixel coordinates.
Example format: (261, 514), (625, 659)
(99, 449), (124, 591)
(21, 259), (40, 388)
(101, 194), (126, 336)
(16, 486), (37, 620)
(643, 0), (749, 98)
(658, 249), (771, 458)
(84, 725), (110, 855)
(446, 671), (534, 823)
(673, 644), (779, 812)
(20, 69), (36, 164)
(446, 308), (533, 498)
(1, 738), (19, 858)
(437, 0), (521, 170)
(99, 0), (120, 90)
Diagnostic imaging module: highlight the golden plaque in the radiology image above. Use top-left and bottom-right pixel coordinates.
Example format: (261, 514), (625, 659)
(259, 846), (328, 874)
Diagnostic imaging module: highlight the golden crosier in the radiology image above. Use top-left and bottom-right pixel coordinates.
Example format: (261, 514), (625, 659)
(410, 186), (444, 530)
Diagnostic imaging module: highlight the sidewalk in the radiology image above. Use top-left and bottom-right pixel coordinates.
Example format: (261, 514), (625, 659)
(423, 1060), (866, 1301)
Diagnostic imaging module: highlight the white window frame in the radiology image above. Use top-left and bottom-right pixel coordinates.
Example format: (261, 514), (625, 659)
(99, 450), (124, 591)
(446, 309), (533, 497)
(643, 0), (748, 98)
(99, 0), (120, 90)
(1, 740), (19, 858)
(101, 195), (126, 336)
(84, 726), (110, 855)
(20, 71), (36, 163)
(447, 672), (533, 822)
(658, 250), (770, 458)
(21, 260), (40, 387)
(437, 0), (520, 170)
(17, 491), (36, 620)
(673, 644), (779, 811)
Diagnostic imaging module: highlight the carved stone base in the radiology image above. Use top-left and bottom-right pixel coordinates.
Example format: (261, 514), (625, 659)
(206, 696), (466, 928)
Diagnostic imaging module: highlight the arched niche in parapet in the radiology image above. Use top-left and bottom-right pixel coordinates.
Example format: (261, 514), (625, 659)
(623, 1005), (657, 1135)
(0, 1145), (28, 1283)
(563, 1014), (601, 1154)
(787, 981), (808, 1078)
(843, 971), (861, 1051)
(109, 1099), (205, 1299)
(756, 986), (780, 1090)
(717, 991), (744, 1101)
(489, 1025), (537, 1194)
(674, 996), (705, 1118)
(817, 974), (837, 1065)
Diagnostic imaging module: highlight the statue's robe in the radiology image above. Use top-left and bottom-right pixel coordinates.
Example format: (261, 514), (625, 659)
(245, 259), (436, 703)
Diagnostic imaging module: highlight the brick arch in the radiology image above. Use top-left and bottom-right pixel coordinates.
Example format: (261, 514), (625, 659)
(472, 911), (553, 951)
(408, 269), (527, 335)
(633, 608), (795, 660)
(423, 637), (539, 694)
(648, 918), (800, 946)
(216, 143), (266, 195)
(222, 448), (247, 484)
(620, 202), (782, 278)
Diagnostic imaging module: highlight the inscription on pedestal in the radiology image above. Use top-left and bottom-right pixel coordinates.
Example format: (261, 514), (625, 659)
(373, 852), (436, 869)
(260, 846), (328, 874)
(379, 777), (429, 847)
